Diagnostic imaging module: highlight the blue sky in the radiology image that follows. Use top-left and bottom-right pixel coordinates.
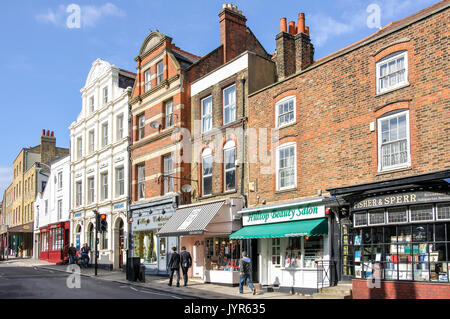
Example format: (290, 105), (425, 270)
(0, 0), (439, 197)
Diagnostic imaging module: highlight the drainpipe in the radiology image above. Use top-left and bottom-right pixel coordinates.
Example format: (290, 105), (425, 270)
(240, 78), (247, 209)
(127, 91), (133, 268)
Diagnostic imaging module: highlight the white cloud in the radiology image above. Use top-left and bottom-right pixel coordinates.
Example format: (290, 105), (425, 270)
(0, 167), (12, 199)
(35, 3), (125, 28)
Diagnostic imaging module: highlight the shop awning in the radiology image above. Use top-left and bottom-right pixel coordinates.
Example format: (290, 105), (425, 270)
(229, 218), (328, 239)
(157, 200), (225, 237)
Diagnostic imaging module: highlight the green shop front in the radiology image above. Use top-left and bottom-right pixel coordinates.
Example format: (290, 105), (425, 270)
(230, 198), (332, 294)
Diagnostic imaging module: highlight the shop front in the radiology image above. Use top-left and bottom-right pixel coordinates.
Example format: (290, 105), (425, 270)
(8, 222), (34, 258)
(157, 198), (244, 285)
(327, 169), (450, 299)
(39, 222), (70, 264)
(0, 226), (7, 260)
(130, 196), (178, 275)
(230, 198), (332, 294)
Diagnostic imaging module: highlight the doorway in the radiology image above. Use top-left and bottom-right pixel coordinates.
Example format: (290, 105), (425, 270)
(116, 218), (124, 269)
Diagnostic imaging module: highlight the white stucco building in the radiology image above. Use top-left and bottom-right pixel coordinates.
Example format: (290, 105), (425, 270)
(33, 155), (71, 263)
(69, 58), (135, 270)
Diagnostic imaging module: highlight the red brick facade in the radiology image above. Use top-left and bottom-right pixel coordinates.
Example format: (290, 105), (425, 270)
(247, 3), (450, 207)
(353, 279), (450, 299)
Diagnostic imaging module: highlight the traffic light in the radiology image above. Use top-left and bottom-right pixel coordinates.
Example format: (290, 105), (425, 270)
(99, 214), (108, 232)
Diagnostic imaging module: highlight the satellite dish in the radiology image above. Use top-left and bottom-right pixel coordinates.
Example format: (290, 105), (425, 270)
(181, 184), (192, 193)
(150, 121), (161, 129)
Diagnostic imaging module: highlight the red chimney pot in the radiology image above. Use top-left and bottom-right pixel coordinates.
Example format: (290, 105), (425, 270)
(288, 21), (296, 35)
(280, 17), (287, 33)
(297, 13), (306, 34)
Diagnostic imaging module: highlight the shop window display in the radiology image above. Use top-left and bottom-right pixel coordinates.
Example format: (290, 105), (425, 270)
(304, 236), (324, 268)
(134, 230), (157, 264)
(205, 237), (241, 271)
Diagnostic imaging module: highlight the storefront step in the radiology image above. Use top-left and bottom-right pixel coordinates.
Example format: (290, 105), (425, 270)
(313, 284), (352, 298)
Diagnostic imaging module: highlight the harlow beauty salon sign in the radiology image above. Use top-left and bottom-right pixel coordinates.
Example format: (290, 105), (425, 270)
(243, 203), (325, 226)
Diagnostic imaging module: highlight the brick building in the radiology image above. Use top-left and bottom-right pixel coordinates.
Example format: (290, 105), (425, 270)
(232, 1), (450, 297)
(128, 30), (202, 275)
(1, 130), (69, 258)
(157, 4), (275, 285)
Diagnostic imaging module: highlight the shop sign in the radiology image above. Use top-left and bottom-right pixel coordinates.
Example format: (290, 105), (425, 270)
(113, 203), (125, 210)
(133, 214), (172, 231)
(74, 213), (82, 218)
(243, 203), (325, 226)
(178, 209), (201, 231)
(352, 190), (450, 211)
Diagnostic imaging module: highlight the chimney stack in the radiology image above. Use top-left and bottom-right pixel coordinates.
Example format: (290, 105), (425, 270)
(40, 129), (57, 163)
(219, 3), (247, 63)
(275, 12), (314, 80)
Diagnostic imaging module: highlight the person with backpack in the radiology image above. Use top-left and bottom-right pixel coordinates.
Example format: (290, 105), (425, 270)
(239, 251), (256, 295)
(80, 243), (91, 268)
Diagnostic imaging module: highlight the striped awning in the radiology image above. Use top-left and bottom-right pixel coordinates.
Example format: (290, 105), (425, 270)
(229, 218), (328, 239)
(157, 201), (225, 237)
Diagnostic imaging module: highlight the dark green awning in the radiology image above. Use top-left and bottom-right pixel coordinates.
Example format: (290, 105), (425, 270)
(230, 218), (328, 239)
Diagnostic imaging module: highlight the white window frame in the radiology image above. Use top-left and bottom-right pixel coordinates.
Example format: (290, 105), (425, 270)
(223, 84), (236, 125)
(57, 171), (63, 190)
(409, 204), (434, 223)
(115, 167), (124, 197)
(76, 137), (83, 160)
(163, 154), (174, 194)
(57, 199), (62, 221)
(75, 181), (82, 207)
(276, 142), (297, 191)
(144, 69), (151, 92)
(137, 164), (145, 200)
(88, 130), (95, 154)
(156, 60), (164, 85)
(116, 114), (124, 141)
(202, 148), (213, 196)
(101, 122), (109, 148)
(103, 86), (108, 105)
(89, 96), (95, 113)
(201, 96), (213, 133)
(377, 110), (411, 172)
(275, 96), (296, 129)
(165, 100), (174, 129)
(101, 172), (108, 201)
(223, 141), (236, 192)
(138, 114), (145, 140)
(87, 177), (95, 204)
(376, 51), (409, 95)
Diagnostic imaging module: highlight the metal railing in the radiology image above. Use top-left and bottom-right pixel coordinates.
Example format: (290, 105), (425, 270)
(315, 259), (336, 292)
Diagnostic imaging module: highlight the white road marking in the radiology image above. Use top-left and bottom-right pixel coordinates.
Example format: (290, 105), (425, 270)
(130, 286), (138, 291)
(139, 289), (182, 299)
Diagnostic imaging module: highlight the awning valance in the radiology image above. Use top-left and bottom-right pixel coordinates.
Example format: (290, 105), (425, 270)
(229, 218), (328, 240)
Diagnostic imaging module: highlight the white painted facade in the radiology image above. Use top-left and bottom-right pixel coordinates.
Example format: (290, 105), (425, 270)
(69, 58), (135, 270)
(33, 156), (71, 259)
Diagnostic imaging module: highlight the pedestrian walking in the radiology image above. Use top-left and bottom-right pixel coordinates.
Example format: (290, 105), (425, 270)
(167, 246), (181, 287)
(68, 243), (77, 265)
(180, 246), (192, 286)
(80, 243), (91, 268)
(239, 251), (256, 295)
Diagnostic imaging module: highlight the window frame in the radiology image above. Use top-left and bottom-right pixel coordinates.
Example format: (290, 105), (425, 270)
(276, 142), (297, 191)
(223, 84), (236, 125)
(89, 96), (95, 113)
(202, 148), (213, 196)
(116, 114), (124, 141)
(76, 137), (83, 160)
(101, 172), (108, 201)
(163, 153), (174, 194)
(115, 167), (124, 197)
(101, 122), (109, 148)
(223, 141), (236, 192)
(75, 181), (82, 207)
(137, 164), (145, 200)
(144, 69), (151, 92)
(165, 100), (174, 129)
(87, 177), (95, 204)
(57, 171), (63, 190)
(201, 96), (213, 133)
(156, 60), (164, 85)
(138, 114), (145, 140)
(88, 129), (95, 154)
(103, 86), (108, 105)
(377, 110), (411, 172)
(376, 51), (409, 95)
(275, 95), (296, 129)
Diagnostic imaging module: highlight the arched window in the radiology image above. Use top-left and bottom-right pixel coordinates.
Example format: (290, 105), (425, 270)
(224, 140), (236, 192)
(202, 148), (213, 196)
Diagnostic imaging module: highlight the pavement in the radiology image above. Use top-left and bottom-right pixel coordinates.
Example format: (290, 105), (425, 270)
(0, 258), (310, 299)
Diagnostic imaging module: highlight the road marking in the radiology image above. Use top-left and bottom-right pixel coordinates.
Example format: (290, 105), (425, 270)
(139, 289), (182, 299)
(130, 286), (138, 291)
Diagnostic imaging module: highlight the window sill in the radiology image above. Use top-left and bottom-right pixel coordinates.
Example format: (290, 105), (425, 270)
(377, 166), (412, 176)
(275, 122), (297, 131)
(275, 187), (297, 194)
(376, 83), (410, 97)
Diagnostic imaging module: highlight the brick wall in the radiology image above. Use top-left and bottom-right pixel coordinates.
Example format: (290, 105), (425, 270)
(247, 6), (450, 207)
(353, 279), (450, 299)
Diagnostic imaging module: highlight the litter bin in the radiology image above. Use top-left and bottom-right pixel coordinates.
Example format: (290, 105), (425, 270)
(138, 264), (146, 283)
(126, 257), (140, 282)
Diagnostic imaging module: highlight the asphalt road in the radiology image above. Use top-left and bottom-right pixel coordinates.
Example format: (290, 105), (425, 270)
(0, 266), (191, 299)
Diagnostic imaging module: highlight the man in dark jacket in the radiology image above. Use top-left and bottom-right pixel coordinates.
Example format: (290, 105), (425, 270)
(239, 251), (256, 295)
(68, 244), (77, 264)
(167, 246), (181, 287)
(180, 247), (192, 286)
